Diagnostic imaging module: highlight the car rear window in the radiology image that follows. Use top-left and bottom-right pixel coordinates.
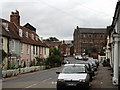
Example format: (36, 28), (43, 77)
(62, 65), (86, 73)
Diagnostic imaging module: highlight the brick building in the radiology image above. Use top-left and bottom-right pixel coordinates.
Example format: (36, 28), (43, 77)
(73, 26), (107, 56)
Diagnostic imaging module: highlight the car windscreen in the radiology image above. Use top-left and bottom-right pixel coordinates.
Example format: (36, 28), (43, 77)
(62, 65), (86, 73)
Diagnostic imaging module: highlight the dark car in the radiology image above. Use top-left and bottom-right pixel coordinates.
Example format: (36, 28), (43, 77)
(56, 64), (90, 89)
(78, 61), (94, 81)
(87, 59), (98, 71)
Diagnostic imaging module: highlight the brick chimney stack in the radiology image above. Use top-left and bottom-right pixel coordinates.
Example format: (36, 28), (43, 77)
(10, 10), (20, 26)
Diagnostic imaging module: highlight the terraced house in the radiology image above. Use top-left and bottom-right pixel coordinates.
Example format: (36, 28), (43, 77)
(1, 19), (21, 70)
(106, 0), (120, 85)
(1, 10), (49, 70)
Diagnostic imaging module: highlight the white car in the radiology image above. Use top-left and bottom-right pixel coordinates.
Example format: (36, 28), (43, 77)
(56, 64), (90, 89)
(75, 55), (83, 60)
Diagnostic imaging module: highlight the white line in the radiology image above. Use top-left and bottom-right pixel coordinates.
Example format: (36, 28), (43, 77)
(51, 81), (57, 85)
(25, 83), (37, 88)
(42, 78), (52, 82)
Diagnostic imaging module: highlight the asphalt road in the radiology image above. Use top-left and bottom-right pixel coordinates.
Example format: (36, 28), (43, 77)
(3, 57), (115, 90)
(2, 57), (78, 89)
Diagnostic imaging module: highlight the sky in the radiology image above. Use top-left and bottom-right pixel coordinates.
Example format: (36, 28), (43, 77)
(0, 0), (118, 40)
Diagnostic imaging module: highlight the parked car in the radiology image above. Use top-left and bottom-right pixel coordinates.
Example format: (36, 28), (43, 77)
(63, 54), (68, 57)
(56, 64), (90, 89)
(78, 61), (94, 81)
(87, 58), (98, 71)
(94, 59), (99, 68)
(75, 55), (83, 60)
(62, 59), (70, 64)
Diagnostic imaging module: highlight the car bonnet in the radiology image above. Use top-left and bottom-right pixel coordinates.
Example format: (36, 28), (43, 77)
(58, 73), (87, 81)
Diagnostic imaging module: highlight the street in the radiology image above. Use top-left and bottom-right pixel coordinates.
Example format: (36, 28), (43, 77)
(2, 57), (78, 89)
(2, 57), (118, 90)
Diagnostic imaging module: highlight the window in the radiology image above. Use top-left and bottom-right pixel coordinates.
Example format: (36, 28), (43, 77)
(83, 35), (86, 38)
(19, 29), (23, 37)
(44, 48), (46, 55)
(31, 34), (34, 40)
(36, 46), (38, 55)
(40, 47), (42, 55)
(1, 38), (4, 49)
(33, 46), (35, 55)
(35, 36), (38, 41)
(2, 23), (9, 31)
(89, 35), (91, 37)
(11, 40), (15, 51)
(26, 32), (28, 38)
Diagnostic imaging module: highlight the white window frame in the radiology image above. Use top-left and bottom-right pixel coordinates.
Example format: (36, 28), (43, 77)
(32, 34), (34, 40)
(44, 48), (46, 55)
(2, 23), (9, 31)
(19, 29), (23, 37)
(26, 32), (28, 38)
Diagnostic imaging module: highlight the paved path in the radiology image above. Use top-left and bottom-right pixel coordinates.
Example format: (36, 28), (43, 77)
(91, 63), (118, 89)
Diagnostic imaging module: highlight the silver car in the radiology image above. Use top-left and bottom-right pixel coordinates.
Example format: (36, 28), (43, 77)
(56, 64), (90, 89)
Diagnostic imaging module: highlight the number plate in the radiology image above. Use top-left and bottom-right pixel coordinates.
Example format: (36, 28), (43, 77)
(67, 83), (77, 86)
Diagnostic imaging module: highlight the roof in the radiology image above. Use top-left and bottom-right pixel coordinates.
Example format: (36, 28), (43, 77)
(19, 25), (47, 47)
(0, 25), (10, 37)
(112, 1), (120, 27)
(1, 18), (48, 47)
(75, 27), (107, 34)
(24, 23), (36, 32)
(1, 19), (21, 40)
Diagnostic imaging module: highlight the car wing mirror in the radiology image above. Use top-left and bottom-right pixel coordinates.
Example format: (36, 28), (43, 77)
(56, 71), (61, 74)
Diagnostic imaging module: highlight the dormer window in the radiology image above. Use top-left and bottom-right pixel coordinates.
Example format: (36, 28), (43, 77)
(19, 29), (23, 37)
(31, 34), (34, 40)
(2, 23), (9, 31)
(26, 32), (28, 38)
(35, 36), (38, 41)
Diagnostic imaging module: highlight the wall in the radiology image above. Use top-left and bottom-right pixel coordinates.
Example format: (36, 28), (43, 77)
(21, 43), (31, 67)
(2, 37), (8, 70)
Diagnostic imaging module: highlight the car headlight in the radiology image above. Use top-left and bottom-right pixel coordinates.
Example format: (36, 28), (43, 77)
(58, 79), (64, 82)
(79, 79), (86, 82)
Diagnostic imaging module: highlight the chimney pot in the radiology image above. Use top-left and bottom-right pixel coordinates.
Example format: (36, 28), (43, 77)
(10, 10), (20, 26)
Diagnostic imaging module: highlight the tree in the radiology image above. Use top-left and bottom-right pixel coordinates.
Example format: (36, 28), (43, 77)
(43, 37), (59, 42)
(46, 47), (62, 67)
(85, 48), (97, 55)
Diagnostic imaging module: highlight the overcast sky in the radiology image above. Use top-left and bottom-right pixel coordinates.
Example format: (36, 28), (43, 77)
(0, 0), (118, 40)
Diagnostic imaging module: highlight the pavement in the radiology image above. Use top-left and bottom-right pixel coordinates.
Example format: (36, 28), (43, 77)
(91, 63), (118, 89)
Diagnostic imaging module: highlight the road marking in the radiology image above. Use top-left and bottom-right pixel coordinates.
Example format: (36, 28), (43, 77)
(51, 81), (57, 85)
(25, 83), (37, 88)
(42, 78), (52, 82)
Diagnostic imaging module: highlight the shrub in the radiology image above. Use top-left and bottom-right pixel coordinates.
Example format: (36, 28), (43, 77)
(46, 55), (61, 67)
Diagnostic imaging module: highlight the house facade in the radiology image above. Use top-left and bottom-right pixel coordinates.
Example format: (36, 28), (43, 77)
(1, 10), (49, 69)
(106, 0), (120, 85)
(73, 26), (107, 56)
(1, 19), (21, 70)
(0, 24), (9, 70)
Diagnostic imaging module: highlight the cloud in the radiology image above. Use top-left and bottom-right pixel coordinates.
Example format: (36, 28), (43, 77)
(1, 0), (118, 40)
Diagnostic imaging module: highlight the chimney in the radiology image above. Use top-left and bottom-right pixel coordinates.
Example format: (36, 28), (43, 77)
(10, 10), (20, 26)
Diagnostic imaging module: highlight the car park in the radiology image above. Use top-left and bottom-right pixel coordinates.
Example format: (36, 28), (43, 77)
(56, 64), (90, 89)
